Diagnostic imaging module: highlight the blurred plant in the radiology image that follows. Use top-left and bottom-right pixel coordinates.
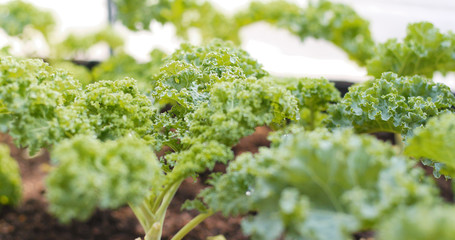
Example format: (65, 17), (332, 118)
(0, 144), (21, 211)
(92, 49), (167, 91)
(367, 22), (455, 78)
(52, 27), (124, 59)
(0, 0), (55, 39)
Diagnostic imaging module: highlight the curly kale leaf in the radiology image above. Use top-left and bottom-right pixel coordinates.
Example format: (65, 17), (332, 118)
(183, 78), (298, 146)
(48, 60), (93, 87)
(114, 0), (241, 43)
(151, 40), (273, 149)
(327, 72), (455, 137)
(166, 141), (233, 182)
(377, 205), (455, 240)
(235, 0), (374, 65)
(269, 77), (341, 129)
(293, 1), (375, 66)
(234, 1), (301, 29)
(196, 153), (256, 217)
(152, 40), (267, 110)
(168, 40), (268, 80)
(203, 129), (437, 240)
(367, 22), (455, 78)
(74, 78), (157, 142)
(0, 57), (83, 154)
(0, 144), (21, 210)
(46, 135), (164, 223)
(405, 113), (455, 178)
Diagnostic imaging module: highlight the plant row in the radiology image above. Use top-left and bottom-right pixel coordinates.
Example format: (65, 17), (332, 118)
(1, 0), (455, 240)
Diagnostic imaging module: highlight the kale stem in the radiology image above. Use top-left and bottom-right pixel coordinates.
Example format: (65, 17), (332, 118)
(147, 180), (183, 240)
(170, 210), (214, 240)
(129, 203), (149, 231)
(156, 179), (183, 218)
(151, 177), (183, 212)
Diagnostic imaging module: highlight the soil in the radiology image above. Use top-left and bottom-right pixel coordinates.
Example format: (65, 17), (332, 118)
(0, 127), (452, 240)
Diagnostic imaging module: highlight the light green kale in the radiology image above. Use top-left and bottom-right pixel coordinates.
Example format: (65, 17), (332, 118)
(202, 129), (437, 240)
(165, 141), (233, 182)
(293, 1), (375, 66)
(236, 1), (374, 65)
(327, 72), (455, 137)
(159, 0), (240, 43)
(49, 60), (93, 86)
(114, 0), (241, 43)
(52, 27), (124, 59)
(377, 205), (455, 240)
(405, 113), (455, 178)
(113, 0), (158, 31)
(234, 1), (301, 29)
(0, 57), (158, 154)
(152, 40), (267, 110)
(0, 144), (21, 210)
(367, 22), (455, 78)
(92, 49), (167, 91)
(36, 40), (298, 240)
(0, 0), (55, 38)
(151, 40), (272, 149)
(183, 78), (298, 147)
(268, 77), (341, 129)
(46, 135), (164, 223)
(0, 57), (83, 154)
(115, 0), (375, 64)
(167, 40), (268, 80)
(73, 78), (158, 143)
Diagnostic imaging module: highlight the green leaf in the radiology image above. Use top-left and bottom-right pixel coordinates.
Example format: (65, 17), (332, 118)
(0, 0), (55, 38)
(367, 22), (455, 78)
(209, 129), (437, 239)
(91, 50), (166, 91)
(74, 78), (158, 143)
(0, 144), (21, 210)
(46, 135), (164, 223)
(0, 57), (83, 154)
(166, 141), (233, 182)
(405, 113), (455, 177)
(292, 1), (375, 65)
(377, 205), (455, 240)
(327, 72), (455, 137)
(53, 27), (124, 59)
(183, 78), (298, 147)
(268, 77), (340, 129)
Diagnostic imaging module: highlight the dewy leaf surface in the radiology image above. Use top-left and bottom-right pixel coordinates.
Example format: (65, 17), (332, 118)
(327, 72), (455, 137)
(204, 129), (437, 239)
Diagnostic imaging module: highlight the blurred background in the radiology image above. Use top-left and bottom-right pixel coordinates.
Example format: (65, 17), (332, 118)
(0, 0), (454, 85)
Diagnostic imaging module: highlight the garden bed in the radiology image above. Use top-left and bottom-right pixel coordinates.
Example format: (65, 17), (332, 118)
(1, 125), (452, 240)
